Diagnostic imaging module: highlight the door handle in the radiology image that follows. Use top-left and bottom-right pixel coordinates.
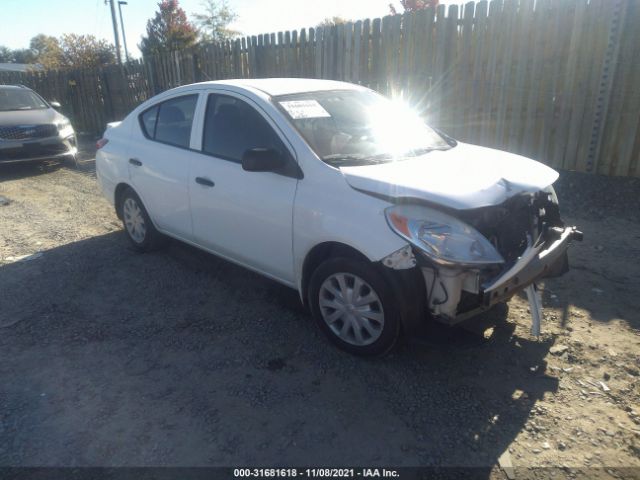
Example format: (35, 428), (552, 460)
(129, 158), (142, 166)
(195, 177), (215, 187)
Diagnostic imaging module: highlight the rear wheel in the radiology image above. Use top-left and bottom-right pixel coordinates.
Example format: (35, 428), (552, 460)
(118, 188), (163, 252)
(308, 257), (401, 356)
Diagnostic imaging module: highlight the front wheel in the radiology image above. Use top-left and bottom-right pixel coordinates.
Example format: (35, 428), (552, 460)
(308, 257), (402, 356)
(118, 188), (163, 252)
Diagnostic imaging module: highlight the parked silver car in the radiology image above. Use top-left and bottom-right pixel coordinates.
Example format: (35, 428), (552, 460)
(0, 85), (77, 165)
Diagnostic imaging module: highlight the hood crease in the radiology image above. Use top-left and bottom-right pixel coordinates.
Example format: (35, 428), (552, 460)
(340, 143), (559, 210)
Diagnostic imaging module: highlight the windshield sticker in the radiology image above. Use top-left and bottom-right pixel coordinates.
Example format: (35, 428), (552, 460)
(279, 100), (331, 119)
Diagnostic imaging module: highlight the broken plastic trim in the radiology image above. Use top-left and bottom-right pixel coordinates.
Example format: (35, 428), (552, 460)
(482, 225), (581, 307)
(381, 244), (416, 270)
(525, 283), (543, 337)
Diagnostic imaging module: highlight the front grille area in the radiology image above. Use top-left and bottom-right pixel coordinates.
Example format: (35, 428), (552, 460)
(0, 142), (69, 161)
(458, 192), (561, 264)
(0, 124), (58, 140)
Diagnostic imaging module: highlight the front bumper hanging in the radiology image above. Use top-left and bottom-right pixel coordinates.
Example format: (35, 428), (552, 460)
(482, 225), (583, 307)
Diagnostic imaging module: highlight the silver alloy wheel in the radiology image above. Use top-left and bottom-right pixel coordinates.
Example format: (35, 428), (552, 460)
(318, 272), (385, 346)
(123, 197), (146, 244)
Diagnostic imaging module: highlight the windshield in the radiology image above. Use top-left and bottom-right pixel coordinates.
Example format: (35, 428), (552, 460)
(275, 89), (452, 166)
(0, 89), (48, 112)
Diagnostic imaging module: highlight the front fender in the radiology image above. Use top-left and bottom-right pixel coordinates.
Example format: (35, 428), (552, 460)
(293, 180), (408, 295)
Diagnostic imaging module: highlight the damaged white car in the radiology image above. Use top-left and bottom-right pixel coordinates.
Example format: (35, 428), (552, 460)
(96, 78), (582, 356)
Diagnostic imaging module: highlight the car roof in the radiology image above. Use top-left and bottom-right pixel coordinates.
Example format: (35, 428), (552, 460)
(195, 78), (364, 97)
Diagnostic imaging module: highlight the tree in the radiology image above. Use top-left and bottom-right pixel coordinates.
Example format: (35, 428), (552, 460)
(389, 0), (439, 14)
(0, 44), (41, 66)
(0, 35), (115, 70)
(59, 34), (116, 68)
(193, 0), (239, 43)
(29, 34), (63, 69)
(140, 0), (198, 56)
(0, 46), (15, 63)
(11, 48), (36, 64)
(316, 16), (348, 29)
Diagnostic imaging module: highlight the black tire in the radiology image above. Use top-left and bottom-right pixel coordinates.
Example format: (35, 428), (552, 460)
(308, 257), (402, 357)
(118, 187), (163, 252)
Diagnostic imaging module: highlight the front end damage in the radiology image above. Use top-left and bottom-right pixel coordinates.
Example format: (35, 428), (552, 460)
(383, 189), (582, 330)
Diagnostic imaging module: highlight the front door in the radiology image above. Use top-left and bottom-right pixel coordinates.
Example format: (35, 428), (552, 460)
(188, 92), (299, 284)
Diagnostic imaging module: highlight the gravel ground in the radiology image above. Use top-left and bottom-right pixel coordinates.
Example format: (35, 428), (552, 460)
(0, 150), (639, 477)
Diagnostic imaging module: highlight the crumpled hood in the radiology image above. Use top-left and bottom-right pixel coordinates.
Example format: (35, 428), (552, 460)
(340, 142), (559, 210)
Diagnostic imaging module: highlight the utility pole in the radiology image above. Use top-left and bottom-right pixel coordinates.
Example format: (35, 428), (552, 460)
(118, 1), (130, 63)
(106, 0), (123, 64)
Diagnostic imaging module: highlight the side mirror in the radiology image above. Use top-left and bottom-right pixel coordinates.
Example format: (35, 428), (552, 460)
(50, 101), (61, 109)
(241, 147), (285, 173)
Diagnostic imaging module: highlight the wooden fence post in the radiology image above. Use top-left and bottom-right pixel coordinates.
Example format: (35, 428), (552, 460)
(588, 0), (626, 173)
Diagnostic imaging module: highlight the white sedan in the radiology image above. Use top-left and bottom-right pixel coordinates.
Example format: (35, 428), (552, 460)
(96, 78), (581, 356)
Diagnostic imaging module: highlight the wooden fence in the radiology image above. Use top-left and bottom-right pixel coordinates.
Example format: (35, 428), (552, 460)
(1, 0), (639, 176)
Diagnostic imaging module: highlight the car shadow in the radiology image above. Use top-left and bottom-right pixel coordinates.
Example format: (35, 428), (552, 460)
(532, 213), (640, 333)
(0, 160), (66, 180)
(0, 232), (557, 474)
(541, 170), (640, 332)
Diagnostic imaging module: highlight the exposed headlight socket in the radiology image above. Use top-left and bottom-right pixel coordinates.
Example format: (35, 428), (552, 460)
(381, 245), (417, 270)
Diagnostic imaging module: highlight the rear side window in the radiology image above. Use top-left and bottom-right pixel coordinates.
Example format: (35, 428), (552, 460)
(202, 94), (286, 162)
(138, 94), (198, 148)
(140, 105), (158, 138)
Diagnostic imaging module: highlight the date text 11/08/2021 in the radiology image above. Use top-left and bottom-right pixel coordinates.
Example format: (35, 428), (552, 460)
(233, 468), (400, 478)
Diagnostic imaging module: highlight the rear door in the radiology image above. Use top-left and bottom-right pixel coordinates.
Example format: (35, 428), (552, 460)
(188, 91), (299, 284)
(128, 93), (200, 240)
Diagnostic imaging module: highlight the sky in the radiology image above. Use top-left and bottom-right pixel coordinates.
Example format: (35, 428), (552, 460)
(0, 0), (459, 58)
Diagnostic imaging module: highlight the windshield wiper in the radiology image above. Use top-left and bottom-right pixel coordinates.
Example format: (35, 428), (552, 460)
(405, 146), (452, 157)
(322, 153), (393, 166)
(323, 148), (451, 166)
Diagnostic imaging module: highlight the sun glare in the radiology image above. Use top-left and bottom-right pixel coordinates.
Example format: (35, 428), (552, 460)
(366, 100), (431, 156)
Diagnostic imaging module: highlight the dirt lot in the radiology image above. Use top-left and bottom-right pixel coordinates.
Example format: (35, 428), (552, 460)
(1, 150), (639, 477)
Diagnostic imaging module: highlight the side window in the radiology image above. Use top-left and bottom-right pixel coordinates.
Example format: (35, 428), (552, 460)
(138, 94), (198, 148)
(140, 105), (159, 138)
(202, 94), (286, 162)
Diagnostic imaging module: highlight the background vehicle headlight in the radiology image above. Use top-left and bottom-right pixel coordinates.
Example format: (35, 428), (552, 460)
(385, 205), (504, 266)
(56, 118), (73, 137)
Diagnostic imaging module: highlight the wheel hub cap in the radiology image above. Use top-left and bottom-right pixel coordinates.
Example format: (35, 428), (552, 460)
(318, 272), (385, 346)
(123, 197), (146, 244)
